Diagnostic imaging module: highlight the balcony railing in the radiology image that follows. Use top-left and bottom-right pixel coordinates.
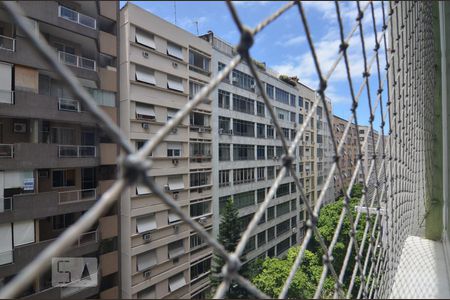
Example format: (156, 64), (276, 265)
(58, 98), (81, 112)
(0, 144), (13, 158)
(0, 34), (15, 52)
(0, 90), (14, 104)
(0, 197), (13, 213)
(58, 188), (96, 204)
(58, 6), (96, 30)
(58, 51), (96, 71)
(58, 145), (96, 158)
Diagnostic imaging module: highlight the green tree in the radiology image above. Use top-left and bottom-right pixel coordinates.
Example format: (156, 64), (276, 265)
(210, 198), (245, 297)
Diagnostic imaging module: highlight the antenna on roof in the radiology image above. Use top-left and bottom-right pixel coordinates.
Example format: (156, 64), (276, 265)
(173, 1), (177, 25)
(193, 20), (199, 35)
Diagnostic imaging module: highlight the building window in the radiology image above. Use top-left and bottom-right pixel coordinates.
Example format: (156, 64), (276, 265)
(257, 231), (266, 247)
(52, 169), (76, 187)
(190, 142), (211, 157)
(233, 119), (255, 137)
(219, 144), (230, 161)
(267, 166), (275, 179)
(168, 273), (186, 292)
(276, 107), (289, 121)
(167, 75), (184, 92)
(276, 202), (290, 217)
(167, 108), (177, 121)
(282, 127), (290, 139)
(256, 102), (265, 117)
(52, 213), (75, 230)
(267, 207), (275, 221)
(298, 96), (303, 107)
(290, 94), (296, 107)
(290, 112), (296, 123)
(257, 123), (265, 138)
(190, 201), (211, 217)
(257, 167), (265, 181)
(167, 42), (183, 60)
(219, 116), (231, 133)
(276, 219), (290, 236)
(189, 81), (204, 99)
(267, 146), (274, 158)
(234, 191), (255, 208)
(257, 146), (265, 160)
(191, 258), (211, 282)
(233, 144), (255, 160)
(317, 106), (323, 118)
(135, 102), (156, 121)
(276, 237), (291, 256)
(137, 286), (155, 299)
(267, 226), (275, 240)
(168, 240), (185, 259)
(219, 196), (229, 214)
(191, 232), (208, 250)
(167, 142), (182, 157)
(266, 83), (274, 99)
(233, 94), (255, 115)
(257, 188), (265, 203)
(276, 183), (290, 198)
(189, 49), (210, 74)
(190, 112), (209, 127)
(232, 69), (255, 91)
(219, 170), (230, 187)
(298, 114), (304, 124)
(291, 129), (296, 141)
(267, 125), (274, 138)
(305, 101), (309, 111)
(276, 146), (283, 157)
(218, 90), (230, 109)
(275, 87), (289, 105)
(137, 249), (157, 272)
(190, 172), (210, 187)
(243, 235), (256, 254)
(233, 168), (255, 185)
(291, 182), (296, 193)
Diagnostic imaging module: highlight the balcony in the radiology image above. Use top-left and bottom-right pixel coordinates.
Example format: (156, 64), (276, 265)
(58, 145), (96, 158)
(0, 34), (15, 52)
(58, 6), (96, 30)
(58, 188), (96, 204)
(58, 51), (96, 71)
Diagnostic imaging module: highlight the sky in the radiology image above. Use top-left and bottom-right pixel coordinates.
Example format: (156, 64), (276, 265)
(121, 1), (389, 131)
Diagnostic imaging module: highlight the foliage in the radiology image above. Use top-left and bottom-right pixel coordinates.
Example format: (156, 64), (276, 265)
(278, 74), (297, 86)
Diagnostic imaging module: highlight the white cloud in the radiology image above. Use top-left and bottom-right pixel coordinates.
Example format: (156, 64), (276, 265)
(233, 1), (272, 7)
(278, 35), (306, 47)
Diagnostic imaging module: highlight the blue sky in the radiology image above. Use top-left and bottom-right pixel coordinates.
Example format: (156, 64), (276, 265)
(121, 1), (388, 131)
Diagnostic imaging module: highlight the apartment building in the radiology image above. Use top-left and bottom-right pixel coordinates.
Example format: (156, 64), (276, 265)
(198, 31), (333, 264)
(0, 1), (119, 298)
(119, 3), (213, 299)
(332, 115), (359, 198)
(358, 125), (381, 202)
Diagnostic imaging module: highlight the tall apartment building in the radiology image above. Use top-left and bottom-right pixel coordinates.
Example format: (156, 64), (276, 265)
(119, 3), (213, 299)
(0, 1), (119, 298)
(332, 115), (359, 198)
(199, 31), (334, 264)
(358, 125), (381, 202)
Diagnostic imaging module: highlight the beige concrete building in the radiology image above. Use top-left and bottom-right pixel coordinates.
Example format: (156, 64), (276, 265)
(0, 1), (120, 298)
(332, 115), (359, 198)
(119, 3), (212, 299)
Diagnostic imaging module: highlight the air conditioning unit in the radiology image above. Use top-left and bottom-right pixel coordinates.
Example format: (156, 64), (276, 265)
(232, 76), (238, 83)
(292, 227), (297, 233)
(173, 257), (179, 264)
(172, 62), (178, 69)
(142, 51), (149, 58)
(198, 127), (206, 133)
(219, 128), (224, 135)
(173, 192), (179, 200)
(143, 233), (151, 241)
(142, 122), (150, 129)
(172, 159), (179, 165)
(14, 122), (26, 133)
(228, 129), (233, 135)
(164, 184), (170, 191)
(173, 224), (179, 233)
(198, 216), (207, 225)
(250, 83), (256, 91)
(143, 270), (151, 278)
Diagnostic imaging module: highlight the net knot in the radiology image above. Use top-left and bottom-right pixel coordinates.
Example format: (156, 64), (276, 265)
(236, 26), (254, 59)
(121, 154), (152, 185)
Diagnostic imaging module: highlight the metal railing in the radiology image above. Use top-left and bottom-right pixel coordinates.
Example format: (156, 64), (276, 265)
(58, 5), (96, 30)
(0, 34), (15, 51)
(58, 188), (96, 204)
(0, 144), (13, 158)
(58, 97), (81, 112)
(58, 51), (96, 71)
(58, 145), (96, 158)
(0, 1), (436, 299)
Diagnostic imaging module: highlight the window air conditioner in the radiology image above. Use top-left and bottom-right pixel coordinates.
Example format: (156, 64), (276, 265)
(164, 184), (170, 191)
(228, 129), (233, 135)
(142, 122), (150, 129)
(198, 127), (206, 133)
(173, 192), (179, 200)
(219, 128), (224, 135)
(14, 122), (26, 133)
(172, 159), (179, 165)
(143, 233), (151, 241)
(198, 216), (207, 225)
(142, 51), (149, 58)
(173, 224), (180, 233)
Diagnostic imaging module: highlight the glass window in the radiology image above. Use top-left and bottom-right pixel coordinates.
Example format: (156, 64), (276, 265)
(257, 123), (265, 138)
(189, 49), (210, 74)
(232, 69), (255, 91)
(218, 90), (230, 109)
(233, 144), (255, 160)
(257, 146), (265, 160)
(233, 119), (255, 137)
(219, 143), (230, 161)
(267, 125), (274, 138)
(233, 94), (255, 115)
(266, 83), (274, 99)
(256, 102), (265, 117)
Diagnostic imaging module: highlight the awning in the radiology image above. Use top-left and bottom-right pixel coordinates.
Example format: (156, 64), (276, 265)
(168, 241), (184, 259)
(136, 184), (152, 195)
(135, 103), (156, 118)
(168, 176), (184, 191)
(137, 250), (157, 272)
(136, 31), (156, 49)
(136, 214), (156, 233)
(167, 43), (183, 59)
(135, 69), (156, 85)
(169, 273), (186, 292)
(168, 211), (181, 223)
(138, 286), (155, 299)
(13, 220), (35, 247)
(167, 143), (182, 151)
(167, 77), (184, 92)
